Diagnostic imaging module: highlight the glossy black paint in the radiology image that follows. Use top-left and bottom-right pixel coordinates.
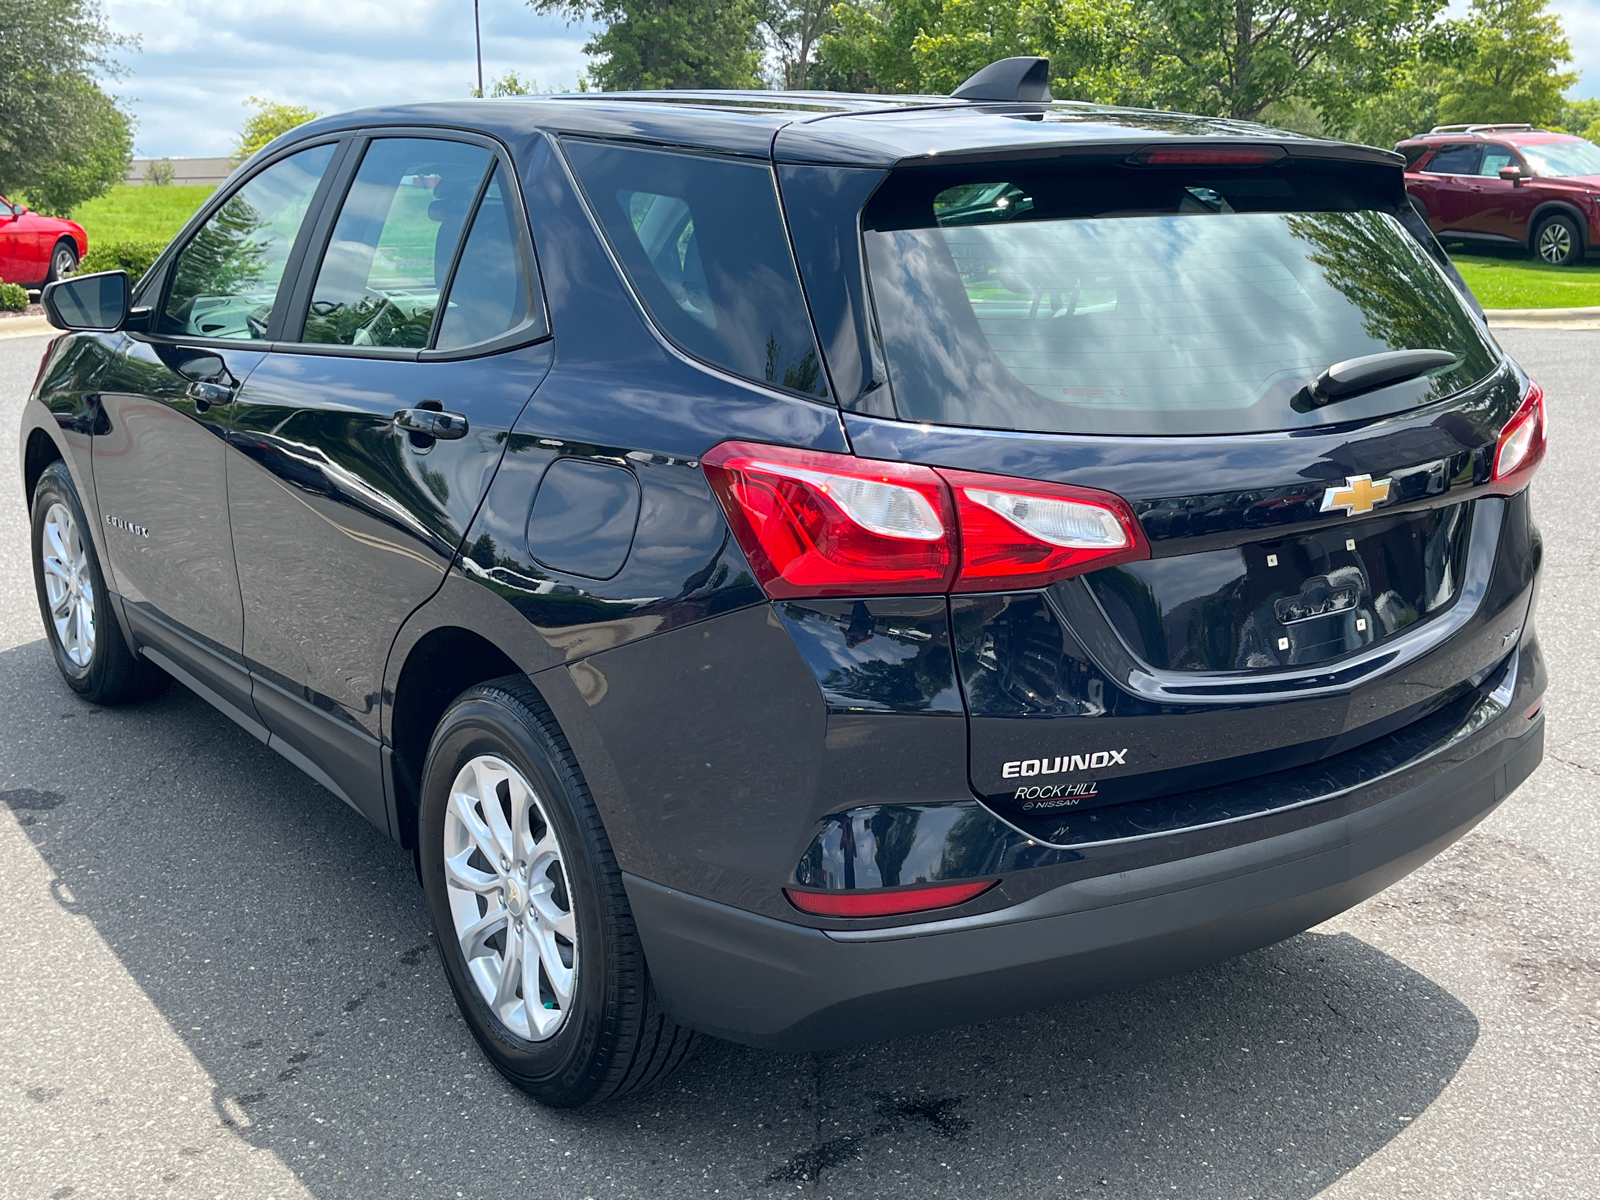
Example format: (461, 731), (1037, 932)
(20, 90), (1548, 1049)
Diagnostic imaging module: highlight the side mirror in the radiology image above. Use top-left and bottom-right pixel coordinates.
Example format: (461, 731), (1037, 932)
(42, 270), (130, 333)
(1498, 165), (1526, 184)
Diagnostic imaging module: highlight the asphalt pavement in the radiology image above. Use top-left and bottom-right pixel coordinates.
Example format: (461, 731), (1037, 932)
(0, 328), (1595, 1200)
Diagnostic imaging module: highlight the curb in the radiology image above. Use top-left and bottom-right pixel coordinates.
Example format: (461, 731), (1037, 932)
(0, 315), (53, 340)
(1485, 306), (1600, 330)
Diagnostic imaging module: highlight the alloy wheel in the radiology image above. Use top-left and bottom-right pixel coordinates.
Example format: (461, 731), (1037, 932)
(443, 754), (577, 1041)
(1538, 221), (1574, 265)
(53, 245), (76, 279)
(39, 502), (95, 668)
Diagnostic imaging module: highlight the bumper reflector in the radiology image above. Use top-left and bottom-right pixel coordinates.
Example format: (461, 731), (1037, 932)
(784, 879), (998, 918)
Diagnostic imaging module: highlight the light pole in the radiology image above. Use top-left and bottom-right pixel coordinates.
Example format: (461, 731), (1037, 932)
(474, 0), (484, 96)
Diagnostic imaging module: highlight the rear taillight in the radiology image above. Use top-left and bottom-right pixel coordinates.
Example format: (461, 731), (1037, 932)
(1489, 380), (1546, 492)
(942, 469), (1148, 592)
(701, 442), (1149, 598)
(784, 879), (997, 918)
(701, 443), (956, 597)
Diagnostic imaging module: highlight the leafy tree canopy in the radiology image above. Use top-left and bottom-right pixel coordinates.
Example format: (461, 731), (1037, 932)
(529, 0), (763, 90)
(1434, 0), (1576, 127)
(0, 0), (134, 215)
(234, 97), (322, 165)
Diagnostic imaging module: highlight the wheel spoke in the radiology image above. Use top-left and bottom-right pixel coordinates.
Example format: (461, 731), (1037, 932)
(493, 920), (523, 1009)
(41, 554), (72, 587)
(457, 904), (508, 960)
(531, 921), (575, 1007)
(444, 849), (501, 895)
(448, 788), (505, 871)
(471, 760), (516, 863)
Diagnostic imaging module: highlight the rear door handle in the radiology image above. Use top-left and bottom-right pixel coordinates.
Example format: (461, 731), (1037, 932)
(394, 408), (469, 440)
(186, 380), (236, 408)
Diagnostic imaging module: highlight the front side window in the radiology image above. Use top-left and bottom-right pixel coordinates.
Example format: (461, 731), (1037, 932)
(563, 139), (828, 399)
(1420, 144), (1481, 175)
(300, 138), (492, 349)
(1518, 138), (1600, 177)
(160, 143), (335, 339)
(862, 166), (1499, 436)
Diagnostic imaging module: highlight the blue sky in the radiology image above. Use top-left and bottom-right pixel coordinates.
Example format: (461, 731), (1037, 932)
(104, 0), (1600, 160)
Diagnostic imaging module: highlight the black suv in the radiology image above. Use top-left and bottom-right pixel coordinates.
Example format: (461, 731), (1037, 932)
(24, 58), (1545, 1107)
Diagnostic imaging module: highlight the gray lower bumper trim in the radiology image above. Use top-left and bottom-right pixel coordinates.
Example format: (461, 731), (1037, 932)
(624, 720), (1541, 1052)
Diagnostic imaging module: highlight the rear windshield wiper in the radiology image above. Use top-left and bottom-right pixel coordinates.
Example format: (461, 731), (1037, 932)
(1297, 349), (1460, 410)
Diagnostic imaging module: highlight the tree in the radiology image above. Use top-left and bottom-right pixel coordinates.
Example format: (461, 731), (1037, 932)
(529, 0), (763, 90)
(471, 69), (557, 96)
(762, 0), (839, 89)
(0, 0), (134, 214)
(234, 97), (321, 165)
(1434, 0), (1575, 127)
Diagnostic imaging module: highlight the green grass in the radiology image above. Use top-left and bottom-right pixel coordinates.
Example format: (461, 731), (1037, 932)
(1451, 252), (1600, 309)
(69, 184), (215, 247)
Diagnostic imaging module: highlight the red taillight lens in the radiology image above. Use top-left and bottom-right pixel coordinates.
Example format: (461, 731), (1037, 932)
(940, 469), (1150, 592)
(703, 442), (1150, 598)
(784, 879), (997, 918)
(701, 441), (956, 598)
(1489, 381), (1546, 492)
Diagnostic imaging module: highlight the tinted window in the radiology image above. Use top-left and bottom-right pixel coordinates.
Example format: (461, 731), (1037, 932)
(435, 167), (539, 350)
(1421, 144), (1481, 175)
(564, 140), (827, 399)
(1479, 146), (1516, 176)
(300, 138), (491, 349)
(160, 143), (334, 339)
(862, 168), (1499, 437)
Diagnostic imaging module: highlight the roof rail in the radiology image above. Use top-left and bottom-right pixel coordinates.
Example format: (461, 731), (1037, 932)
(952, 56), (1053, 103)
(1428, 123), (1539, 135)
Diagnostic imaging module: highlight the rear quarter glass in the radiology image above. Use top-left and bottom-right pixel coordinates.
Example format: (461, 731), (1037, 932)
(862, 161), (1500, 437)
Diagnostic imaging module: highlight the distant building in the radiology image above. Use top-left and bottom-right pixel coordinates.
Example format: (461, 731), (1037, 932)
(125, 158), (236, 187)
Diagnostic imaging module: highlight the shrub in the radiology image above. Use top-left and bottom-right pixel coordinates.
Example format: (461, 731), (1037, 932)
(79, 240), (166, 280)
(0, 282), (30, 311)
(146, 158), (175, 186)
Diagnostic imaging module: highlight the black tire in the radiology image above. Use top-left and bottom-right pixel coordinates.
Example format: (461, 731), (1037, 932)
(418, 676), (695, 1107)
(46, 239), (78, 283)
(1533, 213), (1582, 266)
(30, 461), (168, 704)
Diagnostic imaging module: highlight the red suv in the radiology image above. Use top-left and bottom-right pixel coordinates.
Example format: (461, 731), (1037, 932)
(1398, 125), (1600, 266)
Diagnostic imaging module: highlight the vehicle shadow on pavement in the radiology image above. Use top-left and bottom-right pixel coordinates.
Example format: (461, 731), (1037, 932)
(1, 639), (1478, 1200)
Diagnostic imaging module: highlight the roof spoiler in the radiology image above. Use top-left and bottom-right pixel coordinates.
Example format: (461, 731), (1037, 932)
(951, 56), (1052, 103)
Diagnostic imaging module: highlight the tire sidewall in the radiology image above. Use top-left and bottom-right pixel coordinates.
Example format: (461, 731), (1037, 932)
(1536, 214), (1581, 265)
(418, 692), (613, 1098)
(31, 464), (112, 696)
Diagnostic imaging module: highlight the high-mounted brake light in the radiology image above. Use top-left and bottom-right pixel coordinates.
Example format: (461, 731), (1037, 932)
(702, 443), (1150, 598)
(1128, 145), (1285, 167)
(1489, 380), (1546, 492)
(784, 879), (998, 918)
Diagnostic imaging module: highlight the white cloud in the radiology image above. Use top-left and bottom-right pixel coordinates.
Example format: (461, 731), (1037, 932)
(104, 0), (593, 157)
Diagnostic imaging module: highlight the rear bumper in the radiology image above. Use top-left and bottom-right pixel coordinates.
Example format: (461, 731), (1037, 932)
(627, 714), (1542, 1052)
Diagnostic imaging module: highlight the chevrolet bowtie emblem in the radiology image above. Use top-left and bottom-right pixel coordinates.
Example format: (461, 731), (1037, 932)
(1320, 473), (1392, 516)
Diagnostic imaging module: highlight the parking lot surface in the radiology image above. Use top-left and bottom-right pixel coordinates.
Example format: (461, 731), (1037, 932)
(0, 328), (1596, 1200)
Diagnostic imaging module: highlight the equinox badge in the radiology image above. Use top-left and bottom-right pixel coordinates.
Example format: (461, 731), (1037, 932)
(1320, 473), (1392, 516)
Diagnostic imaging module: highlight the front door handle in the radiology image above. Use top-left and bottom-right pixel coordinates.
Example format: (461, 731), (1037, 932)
(394, 408), (469, 440)
(187, 380), (236, 409)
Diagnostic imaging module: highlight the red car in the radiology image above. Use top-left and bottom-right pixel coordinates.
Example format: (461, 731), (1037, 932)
(1397, 124), (1600, 266)
(0, 196), (85, 289)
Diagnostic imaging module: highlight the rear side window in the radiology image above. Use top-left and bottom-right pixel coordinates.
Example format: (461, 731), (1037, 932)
(1420, 144), (1481, 174)
(563, 139), (828, 399)
(301, 137), (491, 349)
(435, 167), (539, 350)
(861, 164), (1499, 436)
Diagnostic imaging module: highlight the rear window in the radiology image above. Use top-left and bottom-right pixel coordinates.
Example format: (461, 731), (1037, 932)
(862, 163), (1499, 436)
(563, 139), (828, 399)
